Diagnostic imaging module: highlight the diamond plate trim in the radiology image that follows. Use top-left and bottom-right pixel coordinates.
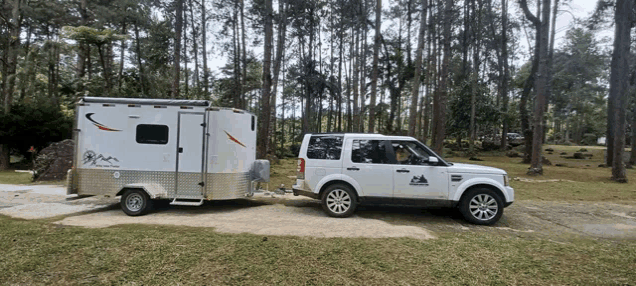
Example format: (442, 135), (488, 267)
(205, 172), (250, 200)
(176, 172), (204, 198)
(77, 169), (174, 198)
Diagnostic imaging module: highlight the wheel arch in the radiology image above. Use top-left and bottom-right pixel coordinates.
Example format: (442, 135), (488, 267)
(457, 183), (507, 206)
(318, 180), (360, 201)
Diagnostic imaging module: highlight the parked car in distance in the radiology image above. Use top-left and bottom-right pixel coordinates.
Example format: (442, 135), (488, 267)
(507, 133), (524, 146)
(293, 133), (514, 225)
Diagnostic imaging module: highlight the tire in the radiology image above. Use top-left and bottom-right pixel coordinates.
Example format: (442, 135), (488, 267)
(321, 184), (357, 218)
(120, 189), (153, 216)
(459, 188), (504, 225)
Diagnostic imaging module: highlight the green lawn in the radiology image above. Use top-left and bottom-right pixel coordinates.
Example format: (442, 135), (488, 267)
(0, 170), (32, 185)
(0, 216), (634, 285)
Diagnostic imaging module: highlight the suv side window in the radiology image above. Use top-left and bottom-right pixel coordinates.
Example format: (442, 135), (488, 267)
(352, 140), (393, 164)
(307, 135), (344, 160)
(391, 141), (436, 165)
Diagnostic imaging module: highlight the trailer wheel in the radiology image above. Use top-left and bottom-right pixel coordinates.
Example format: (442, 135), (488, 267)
(121, 189), (153, 216)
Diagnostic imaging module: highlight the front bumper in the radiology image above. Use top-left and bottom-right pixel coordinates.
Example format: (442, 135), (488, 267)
(504, 186), (514, 207)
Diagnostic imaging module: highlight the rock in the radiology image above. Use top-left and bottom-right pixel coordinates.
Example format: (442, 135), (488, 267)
(542, 156), (552, 166)
(573, 152), (585, 159)
(598, 164), (607, 168)
(583, 153), (593, 158)
(33, 139), (74, 182)
(555, 163), (567, 167)
(506, 151), (520, 158)
(480, 141), (499, 151)
(545, 148), (554, 152)
(560, 152), (567, 155)
(578, 148), (588, 152)
(266, 154), (280, 165)
(469, 157), (484, 161)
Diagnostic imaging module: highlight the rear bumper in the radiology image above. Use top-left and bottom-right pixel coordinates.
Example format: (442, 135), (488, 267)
(292, 187), (319, 200)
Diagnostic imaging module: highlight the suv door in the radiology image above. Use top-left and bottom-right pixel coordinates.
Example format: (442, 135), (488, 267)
(342, 139), (395, 200)
(390, 141), (449, 202)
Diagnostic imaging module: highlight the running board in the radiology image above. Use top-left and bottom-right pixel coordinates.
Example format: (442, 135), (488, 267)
(170, 198), (204, 206)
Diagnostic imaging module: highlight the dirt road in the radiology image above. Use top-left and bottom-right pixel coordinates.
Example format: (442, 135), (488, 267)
(1, 184), (635, 240)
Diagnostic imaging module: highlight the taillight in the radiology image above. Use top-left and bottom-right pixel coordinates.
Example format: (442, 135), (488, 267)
(297, 158), (305, 179)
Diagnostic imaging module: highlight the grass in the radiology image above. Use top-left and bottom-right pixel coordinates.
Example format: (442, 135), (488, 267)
(0, 215), (634, 285)
(0, 170), (32, 185)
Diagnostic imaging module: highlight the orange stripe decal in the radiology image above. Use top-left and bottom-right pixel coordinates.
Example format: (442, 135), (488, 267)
(224, 131), (246, 148)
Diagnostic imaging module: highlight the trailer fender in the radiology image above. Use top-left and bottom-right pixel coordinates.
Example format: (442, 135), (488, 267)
(117, 183), (168, 199)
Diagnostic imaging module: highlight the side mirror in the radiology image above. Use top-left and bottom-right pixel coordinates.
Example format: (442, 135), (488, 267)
(428, 157), (439, 164)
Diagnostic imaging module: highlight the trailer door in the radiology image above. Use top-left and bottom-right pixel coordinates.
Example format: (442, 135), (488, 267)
(175, 112), (206, 198)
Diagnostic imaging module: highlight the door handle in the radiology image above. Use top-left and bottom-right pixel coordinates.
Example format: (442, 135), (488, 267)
(396, 169), (410, 173)
(347, 167), (360, 171)
(178, 147), (183, 153)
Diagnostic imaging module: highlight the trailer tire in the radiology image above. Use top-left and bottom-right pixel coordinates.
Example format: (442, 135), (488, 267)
(121, 189), (153, 216)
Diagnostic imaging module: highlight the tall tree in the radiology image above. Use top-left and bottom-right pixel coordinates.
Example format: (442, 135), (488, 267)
(608, 0), (633, 182)
(172, 0), (183, 99)
(408, 0), (427, 137)
(432, 0), (452, 154)
(258, 0), (273, 159)
(369, 0), (381, 133)
(0, 0), (21, 170)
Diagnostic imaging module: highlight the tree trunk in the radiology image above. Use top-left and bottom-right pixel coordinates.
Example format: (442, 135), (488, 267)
(134, 23), (146, 96)
(77, 0), (88, 79)
(240, 0), (247, 109)
(519, 0), (541, 164)
(609, 0), (632, 182)
(172, 0), (183, 99)
(269, 0), (287, 154)
(500, 0), (509, 150)
(527, 0), (551, 175)
(258, 0), (273, 159)
(433, 0), (452, 154)
(368, 0), (381, 133)
(118, 22), (126, 90)
(201, 0), (209, 96)
(408, 0), (427, 137)
(352, 30), (360, 133)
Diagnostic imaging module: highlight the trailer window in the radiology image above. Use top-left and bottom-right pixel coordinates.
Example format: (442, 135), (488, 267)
(136, 124), (169, 145)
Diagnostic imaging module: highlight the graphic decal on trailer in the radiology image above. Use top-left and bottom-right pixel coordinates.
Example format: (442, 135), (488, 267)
(224, 130), (246, 147)
(83, 150), (120, 167)
(410, 175), (429, 186)
(86, 113), (122, 131)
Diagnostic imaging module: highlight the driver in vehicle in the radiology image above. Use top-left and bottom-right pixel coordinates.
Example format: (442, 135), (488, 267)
(395, 145), (411, 164)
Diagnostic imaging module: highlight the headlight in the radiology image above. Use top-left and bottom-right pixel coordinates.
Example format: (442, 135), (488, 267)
(503, 175), (509, 186)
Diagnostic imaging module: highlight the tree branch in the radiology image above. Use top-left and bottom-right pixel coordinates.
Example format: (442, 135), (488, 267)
(519, 0), (541, 27)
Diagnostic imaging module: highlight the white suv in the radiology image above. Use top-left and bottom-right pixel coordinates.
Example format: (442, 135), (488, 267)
(292, 133), (514, 225)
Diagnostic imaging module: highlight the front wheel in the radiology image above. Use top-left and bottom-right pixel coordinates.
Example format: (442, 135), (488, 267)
(321, 184), (357, 218)
(121, 189), (153, 216)
(459, 188), (504, 225)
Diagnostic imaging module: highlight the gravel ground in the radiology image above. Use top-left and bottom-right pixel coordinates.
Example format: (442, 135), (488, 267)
(1, 183), (635, 240)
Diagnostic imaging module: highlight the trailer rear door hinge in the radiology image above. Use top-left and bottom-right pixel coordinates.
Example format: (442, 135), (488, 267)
(201, 123), (206, 127)
(198, 182), (205, 187)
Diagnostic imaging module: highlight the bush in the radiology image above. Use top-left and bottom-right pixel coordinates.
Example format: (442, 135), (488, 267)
(0, 103), (73, 160)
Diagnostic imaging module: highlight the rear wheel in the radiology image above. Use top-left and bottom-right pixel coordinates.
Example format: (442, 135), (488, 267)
(321, 184), (357, 218)
(121, 189), (153, 216)
(459, 188), (503, 225)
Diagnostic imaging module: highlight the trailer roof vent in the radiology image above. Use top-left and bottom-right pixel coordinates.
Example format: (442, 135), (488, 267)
(128, 104), (141, 108)
(102, 104), (115, 107)
(207, 107), (220, 111)
(154, 105), (167, 109)
(180, 106), (193, 109)
(233, 109), (244, 114)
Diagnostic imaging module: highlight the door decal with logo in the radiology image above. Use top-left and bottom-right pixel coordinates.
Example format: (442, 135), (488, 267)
(410, 175), (429, 186)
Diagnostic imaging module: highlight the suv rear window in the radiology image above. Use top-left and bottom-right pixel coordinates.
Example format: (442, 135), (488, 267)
(307, 135), (344, 160)
(352, 140), (392, 164)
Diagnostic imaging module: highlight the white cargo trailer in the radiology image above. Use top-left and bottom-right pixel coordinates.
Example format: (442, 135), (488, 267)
(67, 97), (270, 215)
